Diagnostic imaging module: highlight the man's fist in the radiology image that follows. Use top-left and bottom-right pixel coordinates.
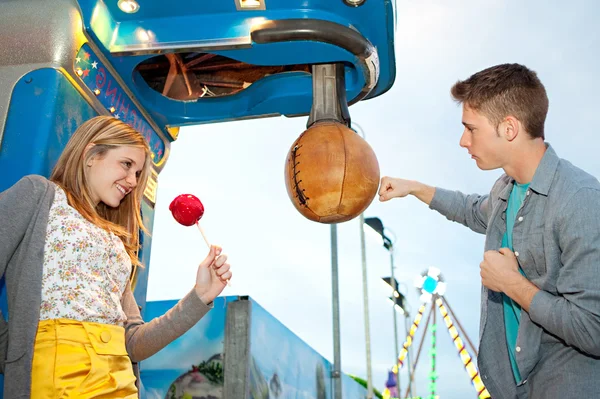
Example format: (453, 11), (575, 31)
(379, 176), (414, 201)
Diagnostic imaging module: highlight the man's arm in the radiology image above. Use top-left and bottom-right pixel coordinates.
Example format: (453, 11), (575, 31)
(528, 188), (600, 357)
(379, 176), (491, 234)
(379, 177), (436, 205)
(480, 248), (540, 311)
(412, 182), (436, 205)
(503, 274), (539, 312)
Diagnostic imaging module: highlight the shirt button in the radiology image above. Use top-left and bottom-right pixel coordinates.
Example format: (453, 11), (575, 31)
(515, 251), (520, 257)
(516, 346), (521, 352)
(526, 191), (530, 196)
(100, 331), (112, 343)
(518, 216), (524, 222)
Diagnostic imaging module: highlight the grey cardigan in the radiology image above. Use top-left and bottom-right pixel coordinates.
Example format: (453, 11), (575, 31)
(0, 175), (212, 398)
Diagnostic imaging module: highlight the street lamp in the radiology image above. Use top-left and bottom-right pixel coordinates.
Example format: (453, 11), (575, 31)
(364, 217), (392, 250)
(328, 122), (371, 399)
(382, 277), (407, 315)
(364, 217), (399, 359)
(364, 217), (414, 395)
(353, 122), (374, 399)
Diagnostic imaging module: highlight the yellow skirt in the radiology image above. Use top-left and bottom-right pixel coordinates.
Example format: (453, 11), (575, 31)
(31, 318), (138, 398)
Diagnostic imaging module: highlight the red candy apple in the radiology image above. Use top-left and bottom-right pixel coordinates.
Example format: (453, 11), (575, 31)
(169, 194), (205, 226)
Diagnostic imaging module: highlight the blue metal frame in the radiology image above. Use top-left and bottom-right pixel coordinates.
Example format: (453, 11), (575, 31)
(75, 0), (396, 127)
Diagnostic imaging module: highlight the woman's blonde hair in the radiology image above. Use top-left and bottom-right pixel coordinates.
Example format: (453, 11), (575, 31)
(50, 116), (152, 266)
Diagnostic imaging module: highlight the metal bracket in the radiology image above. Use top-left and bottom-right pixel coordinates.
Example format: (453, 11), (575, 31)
(307, 63), (351, 128)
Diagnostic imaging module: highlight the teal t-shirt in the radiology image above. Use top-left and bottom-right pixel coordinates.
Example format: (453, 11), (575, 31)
(501, 182), (529, 384)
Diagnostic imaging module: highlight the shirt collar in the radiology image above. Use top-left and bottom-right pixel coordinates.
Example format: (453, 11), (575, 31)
(498, 143), (559, 200)
(499, 180), (513, 201)
(529, 143), (559, 196)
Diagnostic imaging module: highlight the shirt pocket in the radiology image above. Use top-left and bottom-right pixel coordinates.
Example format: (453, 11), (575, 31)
(518, 233), (546, 278)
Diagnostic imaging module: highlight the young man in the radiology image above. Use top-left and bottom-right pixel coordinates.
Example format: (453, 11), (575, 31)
(379, 64), (600, 399)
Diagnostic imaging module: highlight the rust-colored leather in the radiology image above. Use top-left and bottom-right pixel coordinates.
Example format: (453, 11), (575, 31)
(284, 122), (380, 223)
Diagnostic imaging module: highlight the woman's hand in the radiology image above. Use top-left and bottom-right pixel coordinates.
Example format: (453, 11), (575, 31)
(194, 245), (232, 304)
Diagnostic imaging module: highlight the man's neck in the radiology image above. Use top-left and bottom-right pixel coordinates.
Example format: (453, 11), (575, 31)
(503, 139), (547, 185)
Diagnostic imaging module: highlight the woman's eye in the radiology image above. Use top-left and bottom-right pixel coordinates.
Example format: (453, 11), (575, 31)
(122, 161), (132, 168)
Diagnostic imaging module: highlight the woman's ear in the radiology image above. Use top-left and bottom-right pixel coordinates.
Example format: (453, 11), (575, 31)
(84, 143), (95, 166)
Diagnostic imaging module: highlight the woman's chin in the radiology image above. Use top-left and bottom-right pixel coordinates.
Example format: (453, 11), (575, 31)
(101, 198), (122, 208)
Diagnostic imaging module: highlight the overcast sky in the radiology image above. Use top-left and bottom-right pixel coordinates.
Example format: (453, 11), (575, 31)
(146, 0), (600, 397)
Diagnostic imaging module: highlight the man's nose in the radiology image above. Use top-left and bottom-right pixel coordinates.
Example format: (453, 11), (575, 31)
(459, 130), (470, 148)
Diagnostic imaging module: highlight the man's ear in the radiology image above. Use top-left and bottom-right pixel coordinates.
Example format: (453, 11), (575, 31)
(84, 143), (96, 166)
(502, 116), (520, 142)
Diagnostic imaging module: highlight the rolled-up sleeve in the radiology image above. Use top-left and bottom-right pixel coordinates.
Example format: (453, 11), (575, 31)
(429, 187), (490, 235)
(529, 187), (600, 356)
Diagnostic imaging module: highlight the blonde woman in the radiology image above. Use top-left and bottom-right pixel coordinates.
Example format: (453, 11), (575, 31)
(0, 116), (232, 398)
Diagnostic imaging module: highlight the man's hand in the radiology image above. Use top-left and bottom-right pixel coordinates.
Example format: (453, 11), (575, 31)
(480, 248), (522, 292)
(379, 176), (414, 201)
(378, 176), (435, 205)
(480, 248), (539, 311)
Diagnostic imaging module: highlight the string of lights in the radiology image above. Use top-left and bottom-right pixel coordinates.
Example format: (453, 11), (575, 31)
(436, 297), (491, 399)
(395, 303), (427, 369)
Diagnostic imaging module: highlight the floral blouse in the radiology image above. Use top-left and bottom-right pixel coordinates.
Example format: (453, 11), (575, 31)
(39, 185), (132, 326)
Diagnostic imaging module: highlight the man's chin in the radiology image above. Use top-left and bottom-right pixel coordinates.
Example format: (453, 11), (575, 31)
(475, 160), (500, 171)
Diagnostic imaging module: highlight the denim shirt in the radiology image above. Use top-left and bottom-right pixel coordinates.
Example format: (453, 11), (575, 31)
(430, 144), (600, 399)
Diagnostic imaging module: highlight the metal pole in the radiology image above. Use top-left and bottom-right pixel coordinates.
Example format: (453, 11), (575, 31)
(390, 250), (399, 363)
(390, 249), (400, 395)
(331, 224), (342, 399)
(359, 214), (373, 398)
(352, 123), (373, 398)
